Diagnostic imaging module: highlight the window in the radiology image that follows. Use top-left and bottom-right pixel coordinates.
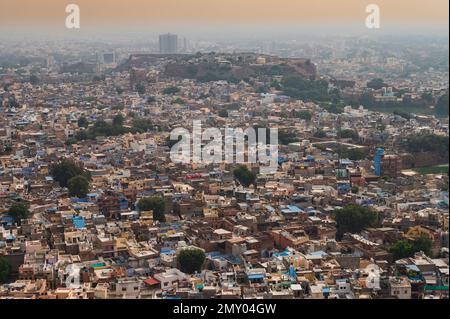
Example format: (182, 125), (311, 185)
(122, 287), (127, 292)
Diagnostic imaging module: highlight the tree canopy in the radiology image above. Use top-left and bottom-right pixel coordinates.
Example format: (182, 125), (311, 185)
(67, 175), (90, 198)
(77, 116), (88, 128)
(136, 83), (146, 95)
(50, 159), (90, 188)
(233, 165), (257, 188)
(178, 248), (206, 274)
(435, 93), (449, 117)
(293, 110), (312, 121)
(281, 77), (335, 102)
(403, 133), (449, 155)
(0, 257), (11, 283)
(367, 78), (386, 90)
(137, 196), (166, 222)
(7, 202), (31, 225)
(163, 86), (180, 95)
(334, 205), (379, 240)
(390, 237), (433, 260)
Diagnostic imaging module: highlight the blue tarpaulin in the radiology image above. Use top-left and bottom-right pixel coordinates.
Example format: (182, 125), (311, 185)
(248, 274), (265, 280)
(73, 216), (86, 229)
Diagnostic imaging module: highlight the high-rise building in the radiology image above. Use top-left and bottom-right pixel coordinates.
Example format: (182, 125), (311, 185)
(97, 52), (115, 64)
(159, 33), (178, 54)
(374, 148), (384, 176)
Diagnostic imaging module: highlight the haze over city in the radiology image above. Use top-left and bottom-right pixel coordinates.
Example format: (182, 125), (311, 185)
(0, 0), (448, 305)
(0, 0), (448, 40)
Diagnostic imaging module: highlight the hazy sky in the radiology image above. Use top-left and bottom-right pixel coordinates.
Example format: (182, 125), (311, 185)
(0, 0), (448, 37)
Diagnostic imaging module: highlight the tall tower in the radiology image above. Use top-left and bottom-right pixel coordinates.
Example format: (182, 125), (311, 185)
(159, 33), (178, 54)
(374, 148), (385, 176)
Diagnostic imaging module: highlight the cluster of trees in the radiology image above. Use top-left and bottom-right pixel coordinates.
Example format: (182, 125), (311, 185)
(435, 93), (449, 117)
(50, 159), (91, 198)
(334, 205), (379, 240)
(355, 81), (448, 118)
(172, 98), (186, 105)
(72, 116), (155, 142)
(135, 83), (146, 95)
(278, 130), (299, 145)
(178, 248), (206, 274)
(0, 257), (11, 283)
(393, 111), (412, 120)
(131, 118), (155, 133)
(163, 86), (180, 95)
(115, 87), (124, 95)
(218, 109), (228, 118)
(137, 196), (166, 222)
(322, 102), (346, 114)
(338, 129), (359, 140)
(339, 147), (368, 161)
(281, 77), (338, 103)
(403, 133), (449, 155)
(313, 129), (327, 138)
(233, 165), (256, 188)
(293, 110), (312, 121)
(29, 74), (40, 85)
(6, 202), (31, 226)
(390, 237), (433, 260)
(0, 143), (13, 155)
(366, 78), (387, 90)
(73, 118), (126, 141)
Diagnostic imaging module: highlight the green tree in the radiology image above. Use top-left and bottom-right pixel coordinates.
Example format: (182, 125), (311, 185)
(338, 129), (359, 140)
(50, 159), (90, 188)
(279, 130), (299, 145)
(178, 248), (206, 274)
(138, 196), (166, 222)
(293, 110), (312, 121)
(131, 118), (153, 133)
(281, 77), (331, 102)
(163, 86), (180, 95)
(136, 83), (146, 95)
(403, 134), (449, 155)
(172, 98), (185, 105)
(116, 87), (124, 95)
(367, 78), (386, 90)
(7, 203), (31, 225)
(113, 114), (125, 126)
(390, 240), (414, 260)
(412, 237), (432, 257)
(218, 109), (228, 118)
(435, 93), (449, 117)
(351, 186), (359, 194)
(77, 116), (88, 128)
(233, 165), (256, 188)
(340, 147), (368, 161)
(29, 74), (40, 85)
(313, 130), (327, 138)
(390, 237), (433, 260)
(0, 257), (11, 283)
(334, 205), (378, 240)
(67, 175), (90, 198)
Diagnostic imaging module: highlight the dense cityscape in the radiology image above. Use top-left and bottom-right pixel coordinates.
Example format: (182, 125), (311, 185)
(0, 4), (449, 301)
